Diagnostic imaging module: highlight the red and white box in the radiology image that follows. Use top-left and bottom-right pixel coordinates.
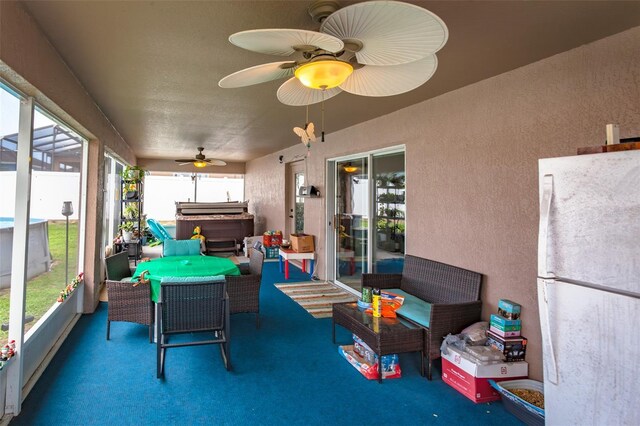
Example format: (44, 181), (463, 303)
(441, 345), (528, 403)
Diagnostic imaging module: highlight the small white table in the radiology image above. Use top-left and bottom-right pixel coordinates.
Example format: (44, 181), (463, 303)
(278, 248), (315, 279)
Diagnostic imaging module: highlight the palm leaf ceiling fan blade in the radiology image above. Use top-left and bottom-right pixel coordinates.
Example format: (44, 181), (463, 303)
(320, 1), (448, 66)
(277, 77), (342, 106)
(340, 55), (438, 97)
(218, 61), (296, 88)
(229, 29), (344, 56)
(174, 147), (227, 167)
(220, 2), (448, 105)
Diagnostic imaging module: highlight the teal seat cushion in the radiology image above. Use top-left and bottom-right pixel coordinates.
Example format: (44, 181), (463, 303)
(163, 239), (201, 257)
(387, 288), (432, 328)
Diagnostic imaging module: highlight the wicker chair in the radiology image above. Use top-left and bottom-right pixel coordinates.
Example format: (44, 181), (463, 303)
(105, 252), (133, 281)
(226, 250), (264, 328)
(106, 279), (154, 342)
(362, 255), (482, 380)
(156, 278), (230, 378)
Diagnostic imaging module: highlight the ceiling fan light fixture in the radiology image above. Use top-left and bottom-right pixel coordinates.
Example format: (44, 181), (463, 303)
(294, 60), (353, 90)
(343, 162), (358, 173)
(193, 160), (208, 168)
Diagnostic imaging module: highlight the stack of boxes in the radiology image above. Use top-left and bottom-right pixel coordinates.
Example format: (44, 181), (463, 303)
(262, 230), (282, 258)
(440, 298), (529, 404)
(487, 299), (527, 362)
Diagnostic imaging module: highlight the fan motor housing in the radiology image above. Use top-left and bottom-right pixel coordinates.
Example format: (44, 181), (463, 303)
(308, 0), (341, 24)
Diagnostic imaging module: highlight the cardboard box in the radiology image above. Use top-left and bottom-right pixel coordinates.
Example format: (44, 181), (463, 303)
(441, 345), (528, 403)
(489, 325), (521, 338)
(490, 314), (522, 331)
(497, 299), (521, 320)
(290, 233), (314, 253)
(487, 331), (527, 362)
(490, 322), (522, 333)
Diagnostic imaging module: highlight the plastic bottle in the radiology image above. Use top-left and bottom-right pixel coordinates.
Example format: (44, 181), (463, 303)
(372, 288), (381, 318)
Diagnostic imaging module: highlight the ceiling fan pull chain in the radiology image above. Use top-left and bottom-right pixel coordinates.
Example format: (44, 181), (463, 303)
(321, 92), (325, 142)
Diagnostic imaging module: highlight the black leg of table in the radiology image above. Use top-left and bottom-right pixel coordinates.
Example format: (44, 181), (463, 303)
(332, 318), (336, 343)
(378, 357), (383, 384)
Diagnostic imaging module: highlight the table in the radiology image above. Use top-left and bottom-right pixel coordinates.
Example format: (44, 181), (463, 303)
(332, 302), (424, 383)
(278, 248), (315, 279)
(131, 255), (240, 302)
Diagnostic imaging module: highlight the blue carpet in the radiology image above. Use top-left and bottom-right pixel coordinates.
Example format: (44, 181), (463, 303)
(12, 263), (522, 425)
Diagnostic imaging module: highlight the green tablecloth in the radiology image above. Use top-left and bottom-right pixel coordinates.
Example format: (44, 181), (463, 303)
(131, 255), (240, 302)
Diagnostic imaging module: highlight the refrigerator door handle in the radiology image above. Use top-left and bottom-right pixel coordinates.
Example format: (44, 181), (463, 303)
(540, 279), (559, 384)
(538, 174), (554, 278)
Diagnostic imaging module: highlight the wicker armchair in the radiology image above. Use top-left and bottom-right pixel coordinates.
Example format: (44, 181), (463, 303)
(226, 250), (264, 328)
(362, 255), (482, 380)
(105, 252), (133, 281)
(106, 279), (154, 342)
(156, 278), (230, 378)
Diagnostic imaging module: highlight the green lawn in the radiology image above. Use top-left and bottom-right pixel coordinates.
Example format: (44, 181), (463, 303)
(0, 221), (78, 345)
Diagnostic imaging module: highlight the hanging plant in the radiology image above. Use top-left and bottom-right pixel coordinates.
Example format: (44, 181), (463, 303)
(119, 165), (148, 183)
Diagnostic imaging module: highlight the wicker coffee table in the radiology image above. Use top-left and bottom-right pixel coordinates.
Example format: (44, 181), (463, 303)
(332, 302), (424, 383)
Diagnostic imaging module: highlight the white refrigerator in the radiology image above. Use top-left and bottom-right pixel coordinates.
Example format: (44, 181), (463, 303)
(538, 149), (640, 425)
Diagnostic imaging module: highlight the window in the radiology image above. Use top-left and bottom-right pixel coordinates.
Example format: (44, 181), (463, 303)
(0, 84), (22, 345)
(144, 172), (245, 221)
(23, 106), (86, 336)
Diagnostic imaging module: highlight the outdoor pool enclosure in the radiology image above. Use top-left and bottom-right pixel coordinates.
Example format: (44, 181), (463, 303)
(0, 218), (51, 288)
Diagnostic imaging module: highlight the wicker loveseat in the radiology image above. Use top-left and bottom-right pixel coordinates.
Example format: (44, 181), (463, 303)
(362, 255), (482, 380)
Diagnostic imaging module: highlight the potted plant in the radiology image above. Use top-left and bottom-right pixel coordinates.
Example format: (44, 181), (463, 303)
(123, 182), (138, 199)
(120, 165), (148, 199)
(118, 221), (136, 242)
(120, 165), (148, 183)
(123, 203), (139, 220)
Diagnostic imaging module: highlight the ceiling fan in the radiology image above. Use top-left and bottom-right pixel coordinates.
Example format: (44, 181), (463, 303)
(218, 0), (448, 106)
(174, 147), (227, 168)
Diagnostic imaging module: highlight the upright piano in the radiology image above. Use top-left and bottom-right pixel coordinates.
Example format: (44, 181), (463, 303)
(175, 201), (254, 254)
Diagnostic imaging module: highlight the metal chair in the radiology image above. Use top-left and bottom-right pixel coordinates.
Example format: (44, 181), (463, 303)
(226, 250), (264, 328)
(105, 279), (154, 342)
(156, 278), (231, 378)
(105, 252), (133, 281)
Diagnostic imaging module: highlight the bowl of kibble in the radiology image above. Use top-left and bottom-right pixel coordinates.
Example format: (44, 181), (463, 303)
(489, 379), (544, 426)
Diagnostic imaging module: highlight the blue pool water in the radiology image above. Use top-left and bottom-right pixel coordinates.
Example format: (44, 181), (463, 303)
(0, 217), (47, 229)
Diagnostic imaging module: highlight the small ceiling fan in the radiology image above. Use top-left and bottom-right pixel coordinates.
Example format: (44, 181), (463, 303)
(174, 147), (227, 168)
(218, 0), (448, 106)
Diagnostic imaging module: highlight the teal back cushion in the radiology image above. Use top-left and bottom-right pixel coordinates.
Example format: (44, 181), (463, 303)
(388, 288), (432, 328)
(163, 239), (201, 257)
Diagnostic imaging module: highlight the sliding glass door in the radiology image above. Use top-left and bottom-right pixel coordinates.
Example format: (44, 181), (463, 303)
(328, 148), (405, 293)
(372, 152), (405, 273)
(333, 157), (369, 290)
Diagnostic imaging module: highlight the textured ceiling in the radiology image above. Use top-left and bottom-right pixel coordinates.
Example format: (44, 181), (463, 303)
(22, 1), (640, 162)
